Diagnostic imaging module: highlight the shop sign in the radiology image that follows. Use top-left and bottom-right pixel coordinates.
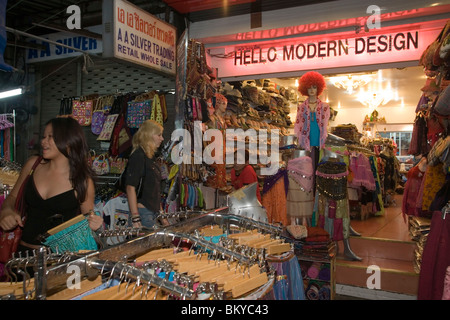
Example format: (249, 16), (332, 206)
(112, 0), (176, 75)
(210, 20), (445, 78)
(25, 25), (103, 63)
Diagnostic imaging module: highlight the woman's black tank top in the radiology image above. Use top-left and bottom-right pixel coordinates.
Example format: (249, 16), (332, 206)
(21, 174), (80, 245)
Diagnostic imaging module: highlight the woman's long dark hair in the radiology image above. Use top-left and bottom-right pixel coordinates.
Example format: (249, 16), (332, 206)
(44, 117), (94, 203)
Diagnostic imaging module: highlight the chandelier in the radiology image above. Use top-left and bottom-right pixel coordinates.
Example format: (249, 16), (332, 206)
(328, 74), (373, 94)
(357, 89), (394, 109)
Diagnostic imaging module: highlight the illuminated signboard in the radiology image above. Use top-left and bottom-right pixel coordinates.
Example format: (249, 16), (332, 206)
(209, 19), (446, 78)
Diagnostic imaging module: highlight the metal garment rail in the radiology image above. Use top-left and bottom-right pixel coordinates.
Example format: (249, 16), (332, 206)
(34, 211), (283, 298)
(87, 258), (196, 300)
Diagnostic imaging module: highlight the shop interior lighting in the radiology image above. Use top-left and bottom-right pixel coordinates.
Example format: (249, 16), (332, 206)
(0, 87), (24, 99)
(328, 74), (373, 94)
(357, 87), (394, 109)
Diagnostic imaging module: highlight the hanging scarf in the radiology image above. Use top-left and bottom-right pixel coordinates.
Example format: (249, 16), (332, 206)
(262, 168), (289, 196)
(294, 98), (330, 151)
(316, 161), (348, 200)
(287, 156), (314, 193)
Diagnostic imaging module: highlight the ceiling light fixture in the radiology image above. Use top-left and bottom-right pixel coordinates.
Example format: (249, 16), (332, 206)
(357, 88), (394, 109)
(328, 74), (373, 94)
(0, 87), (24, 99)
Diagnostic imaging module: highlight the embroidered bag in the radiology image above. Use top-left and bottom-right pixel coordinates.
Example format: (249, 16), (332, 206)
(91, 97), (107, 135)
(97, 114), (119, 141)
(72, 97), (93, 126)
(109, 156), (128, 174)
(92, 154), (110, 175)
(127, 100), (151, 128)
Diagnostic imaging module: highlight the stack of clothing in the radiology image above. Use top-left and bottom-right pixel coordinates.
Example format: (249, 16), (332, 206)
(331, 124), (361, 143)
(409, 216), (431, 241)
(300, 227), (336, 260)
(409, 216), (431, 274)
(285, 225), (335, 260)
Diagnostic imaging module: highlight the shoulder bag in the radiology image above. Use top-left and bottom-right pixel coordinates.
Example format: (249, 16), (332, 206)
(0, 156), (42, 263)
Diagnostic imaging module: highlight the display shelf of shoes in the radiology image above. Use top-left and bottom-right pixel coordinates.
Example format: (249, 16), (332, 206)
(297, 253), (336, 300)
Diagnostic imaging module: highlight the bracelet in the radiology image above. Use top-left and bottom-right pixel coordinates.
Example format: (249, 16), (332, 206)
(131, 216), (141, 223)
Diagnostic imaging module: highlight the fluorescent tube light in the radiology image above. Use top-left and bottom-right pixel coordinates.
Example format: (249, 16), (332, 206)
(0, 87), (24, 99)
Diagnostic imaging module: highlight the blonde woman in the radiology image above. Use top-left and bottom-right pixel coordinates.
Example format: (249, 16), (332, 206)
(125, 120), (164, 228)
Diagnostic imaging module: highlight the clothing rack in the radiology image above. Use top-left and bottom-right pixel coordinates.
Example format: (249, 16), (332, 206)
(2, 209), (283, 300)
(346, 144), (377, 157)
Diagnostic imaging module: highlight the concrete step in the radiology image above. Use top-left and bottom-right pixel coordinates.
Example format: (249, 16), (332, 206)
(334, 236), (419, 297)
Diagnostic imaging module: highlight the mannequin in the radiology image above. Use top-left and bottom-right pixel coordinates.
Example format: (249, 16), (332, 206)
(294, 71), (330, 191)
(294, 71), (330, 151)
(318, 147), (361, 261)
(207, 93), (227, 130)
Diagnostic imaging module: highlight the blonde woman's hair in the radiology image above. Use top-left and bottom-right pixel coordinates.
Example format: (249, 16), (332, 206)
(132, 119), (163, 158)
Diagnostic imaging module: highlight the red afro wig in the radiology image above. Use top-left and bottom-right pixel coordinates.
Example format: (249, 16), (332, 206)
(298, 71), (326, 97)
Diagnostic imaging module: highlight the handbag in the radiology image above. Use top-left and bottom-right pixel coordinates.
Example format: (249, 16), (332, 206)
(109, 156), (128, 174)
(72, 97), (93, 126)
(91, 154), (110, 175)
(434, 85), (450, 116)
(91, 97), (108, 135)
(151, 94), (163, 125)
(127, 100), (151, 128)
(58, 97), (73, 118)
(0, 156), (42, 263)
(97, 114), (119, 141)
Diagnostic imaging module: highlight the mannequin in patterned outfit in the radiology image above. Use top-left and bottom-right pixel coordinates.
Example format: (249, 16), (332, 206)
(294, 71), (330, 190)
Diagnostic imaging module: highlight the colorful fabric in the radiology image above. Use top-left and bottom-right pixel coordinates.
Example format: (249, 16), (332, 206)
(287, 156), (314, 193)
(421, 163), (446, 212)
(402, 165), (426, 220)
(231, 164), (261, 202)
(261, 177), (288, 226)
(294, 98), (330, 151)
(310, 112), (320, 147)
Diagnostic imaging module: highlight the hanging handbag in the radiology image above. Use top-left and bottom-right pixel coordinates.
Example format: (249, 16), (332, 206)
(72, 97), (93, 126)
(58, 97), (73, 118)
(109, 156), (128, 174)
(97, 114), (119, 141)
(91, 154), (110, 175)
(126, 99), (151, 128)
(151, 94), (163, 125)
(434, 85), (450, 116)
(91, 96), (108, 135)
(0, 156), (42, 263)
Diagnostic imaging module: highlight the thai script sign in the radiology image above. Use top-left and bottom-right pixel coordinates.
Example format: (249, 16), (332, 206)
(114, 0), (176, 75)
